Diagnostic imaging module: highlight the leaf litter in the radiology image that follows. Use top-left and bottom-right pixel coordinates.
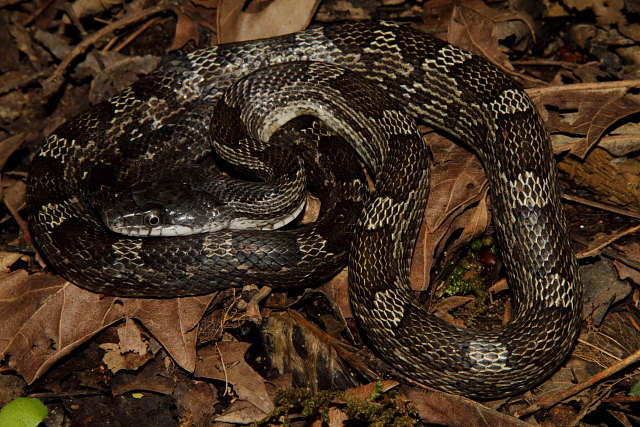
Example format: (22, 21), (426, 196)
(0, 0), (639, 425)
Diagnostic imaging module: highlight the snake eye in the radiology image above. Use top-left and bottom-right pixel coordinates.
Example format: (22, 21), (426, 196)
(144, 211), (162, 227)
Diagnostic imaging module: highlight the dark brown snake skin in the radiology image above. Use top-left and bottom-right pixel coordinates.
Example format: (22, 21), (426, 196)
(26, 21), (581, 398)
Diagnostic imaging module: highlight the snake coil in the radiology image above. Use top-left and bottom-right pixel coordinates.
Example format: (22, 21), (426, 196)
(27, 21), (581, 398)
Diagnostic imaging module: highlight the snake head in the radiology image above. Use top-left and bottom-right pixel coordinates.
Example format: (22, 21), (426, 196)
(99, 181), (233, 237)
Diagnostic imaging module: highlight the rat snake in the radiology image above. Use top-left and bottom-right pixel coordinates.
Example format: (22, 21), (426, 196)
(26, 21), (581, 398)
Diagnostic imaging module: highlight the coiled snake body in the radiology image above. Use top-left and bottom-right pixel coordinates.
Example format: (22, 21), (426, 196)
(27, 21), (581, 398)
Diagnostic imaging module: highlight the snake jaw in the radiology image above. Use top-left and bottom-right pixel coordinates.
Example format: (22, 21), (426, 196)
(101, 194), (236, 237)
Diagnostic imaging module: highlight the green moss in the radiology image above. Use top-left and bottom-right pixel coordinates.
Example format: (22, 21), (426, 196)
(256, 382), (419, 426)
(443, 235), (499, 314)
(445, 256), (485, 298)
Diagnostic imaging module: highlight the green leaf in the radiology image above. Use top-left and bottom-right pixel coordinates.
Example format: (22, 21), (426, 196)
(0, 397), (48, 427)
(630, 381), (640, 397)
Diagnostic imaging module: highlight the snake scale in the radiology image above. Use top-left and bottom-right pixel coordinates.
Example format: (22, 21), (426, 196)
(26, 20), (581, 398)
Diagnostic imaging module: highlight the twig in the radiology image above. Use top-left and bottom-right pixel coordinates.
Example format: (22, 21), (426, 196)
(515, 347), (640, 418)
(577, 224), (640, 259)
(577, 338), (623, 364)
(215, 343), (230, 397)
(102, 34), (122, 51)
(512, 59), (580, 70)
(527, 79), (640, 97)
(22, 0), (57, 25)
(601, 396), (640, 403)
(573, 235), (640, 271)
(0, 0), (24, 7)
(563, 194), (640, 220)
(42, 3), (174, 96)
(112, 17), (162, 52)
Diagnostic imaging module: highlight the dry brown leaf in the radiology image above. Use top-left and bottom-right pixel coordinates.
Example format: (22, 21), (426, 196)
(586, 311), (640, 364)
(531, 87), (640, 157)
(69, 0), (124, 20)
(124, 295), (215, 371)
(0, 133), (25, 170)
(431, 295), (474, 327)
(171, 8), (202, 50)
(195, 342), (274, 415)
(570, 63), (610, 84)
(0, 91), (28, 124)
(99, 319), (154, 374)
(33, 28), (72, 61)
(170, 0), (219, 50)
(316, 0), (375, 22)
(580, 260), (632, 326)
(563, 0), (625, 27)
(0, 252), (27, 273)
(319, 269), (350, 319)
(424, 136), (487, 231)
(450, 0), (536, 47)
(613, 240), (640, 262)
(410, 134), (489, 292)
(86, 53), (161, 103)
(613, 260), (640, 285)
(110, 357), (177, 396)
(99, 342), (154, 374)
(599, 133), (640, 157)
(544, 311), (640, 408)
(217, 0), (320, 43)
(403, 385), (528, 426)
(0, 271), (215, 382)
(173, 379), (219, 425)
(214, 399), (268, 424)
(411, 197), (491, 293)
(423, 0), (456, 32)
(8, 22), (43, 68)
(116, 317), (149, 354)
(558, 147), (640, 210)
(2, 175), (26, 214)
(572, 92), (640, 157)
(611, 240), (640, 285)
(0, 374), (25, 406)
(448, 5), (513, 72)
(529, 357), (591, 403)
(0, 271), (122, 383)
(327, 405), (350, 426)
(0, 19), (20, 72)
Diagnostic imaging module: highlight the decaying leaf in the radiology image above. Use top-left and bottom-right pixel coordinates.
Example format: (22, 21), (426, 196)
(410, 133), (490, 292)
(0, 271), (215, 383)
(217, 0), (320, 43)
(195, 342), (275, 416)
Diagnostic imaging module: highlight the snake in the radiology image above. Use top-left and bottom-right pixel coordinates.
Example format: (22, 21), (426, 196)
(26, 20), (581, 399)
